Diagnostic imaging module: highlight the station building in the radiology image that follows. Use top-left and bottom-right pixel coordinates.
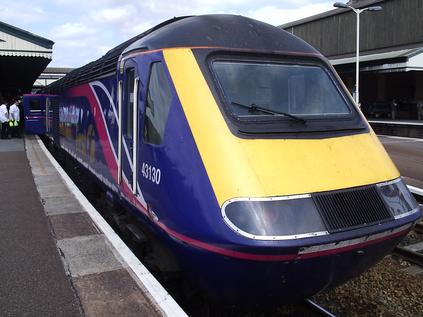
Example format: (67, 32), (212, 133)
(0, 21), (54, 102)
(33, 67), (74, 92)
(281, 0), (423, 119)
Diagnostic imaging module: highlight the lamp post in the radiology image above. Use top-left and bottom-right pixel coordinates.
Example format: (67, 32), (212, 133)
(333, 2), (382, 106)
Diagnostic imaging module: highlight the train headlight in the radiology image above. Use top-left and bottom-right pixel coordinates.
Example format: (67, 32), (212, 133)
(222, 195), (328, 240)
(377, 179), (420, 219)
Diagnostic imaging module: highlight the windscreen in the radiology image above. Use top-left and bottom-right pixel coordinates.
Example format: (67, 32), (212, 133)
(213, 61), (350, 118)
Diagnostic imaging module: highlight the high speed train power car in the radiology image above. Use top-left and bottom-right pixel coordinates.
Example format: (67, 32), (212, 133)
(24, 15), (421, 304)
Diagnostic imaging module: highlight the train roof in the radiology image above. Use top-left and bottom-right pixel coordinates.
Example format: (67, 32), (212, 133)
(123, 14), (319, 55)
(48, 14), (319, 91)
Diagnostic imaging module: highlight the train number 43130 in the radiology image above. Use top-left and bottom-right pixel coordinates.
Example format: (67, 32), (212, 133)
(141, 162), (161, 185)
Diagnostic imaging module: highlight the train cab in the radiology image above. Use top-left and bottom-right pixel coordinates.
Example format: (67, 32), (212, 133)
(23, 94), (58, 137)
(37, 14), (422, 305)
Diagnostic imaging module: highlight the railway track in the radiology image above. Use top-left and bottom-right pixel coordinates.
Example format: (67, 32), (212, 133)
(394, 241), (423, 267)
(415, 222), (423, 234)
(305, 299), (337, 317)
(393, 190), (423, 267)
(393, 220), (423, 267)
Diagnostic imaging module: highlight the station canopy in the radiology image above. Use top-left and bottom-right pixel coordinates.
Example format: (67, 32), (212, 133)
(0, 21), (54, 100)
(330, 47), (423, 74)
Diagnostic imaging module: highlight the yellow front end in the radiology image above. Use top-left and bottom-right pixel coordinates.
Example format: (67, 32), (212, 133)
(164, 48), (400, 207)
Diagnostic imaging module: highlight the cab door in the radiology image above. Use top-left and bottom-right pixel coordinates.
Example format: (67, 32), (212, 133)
(136, 57), (173, 205)
(45, 97), (51, 135)
(23, 95), (45, 134)
(118, 59), (140, 194)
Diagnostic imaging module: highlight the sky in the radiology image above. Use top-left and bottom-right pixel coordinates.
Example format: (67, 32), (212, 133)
(0, 0), (335, 68)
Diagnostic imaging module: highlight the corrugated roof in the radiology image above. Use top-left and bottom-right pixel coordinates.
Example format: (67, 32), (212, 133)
(279, 0), (384, 29)
(0, 20), (54, 48)
(43, 67), (74, 74)
(330, 47), (420, 65)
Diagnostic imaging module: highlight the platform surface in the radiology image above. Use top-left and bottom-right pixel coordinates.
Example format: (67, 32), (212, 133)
(379, 135), (423, 189)
(0, 138), (82, 316)
(369, 119), (423, 126)
(0, 137), (168, 317)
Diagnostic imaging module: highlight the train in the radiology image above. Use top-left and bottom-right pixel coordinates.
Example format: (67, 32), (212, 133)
(24, 15), (421, 304)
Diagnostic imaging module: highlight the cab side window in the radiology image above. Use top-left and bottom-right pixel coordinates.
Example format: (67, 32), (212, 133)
(125, 68), (135, 139)
(30, 99), (41, 111)
(143, 62), (172, 145)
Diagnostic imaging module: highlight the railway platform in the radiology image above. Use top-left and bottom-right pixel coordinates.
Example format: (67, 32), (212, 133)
(379, 135), (423, 190)
(370, 119), (423, 138)
(0, 136), (185, 317)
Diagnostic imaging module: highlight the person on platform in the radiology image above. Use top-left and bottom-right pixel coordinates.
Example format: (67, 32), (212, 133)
(390, 99), (398, 120)
(417, 100), (423, 121)
(9, 99), (20, 138)
(0, 100), (9, 139)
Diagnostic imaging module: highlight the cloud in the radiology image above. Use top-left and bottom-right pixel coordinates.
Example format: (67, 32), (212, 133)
(248, 2), (333, 26)
(127, 21), (156, 37)
(0, 2), (48, 25)
(50, 22), (97, 39)
(97, 45), (112, 55)
(38, 0), (335, 67)
(91, 4), (134, 23)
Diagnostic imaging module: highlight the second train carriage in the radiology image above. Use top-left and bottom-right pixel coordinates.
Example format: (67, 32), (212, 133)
(25, 15), (421, 303)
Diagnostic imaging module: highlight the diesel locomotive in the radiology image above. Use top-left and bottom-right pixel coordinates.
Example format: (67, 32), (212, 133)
(24, 15), (421, 304)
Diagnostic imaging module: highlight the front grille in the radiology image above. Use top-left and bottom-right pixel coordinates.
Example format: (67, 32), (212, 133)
(313, 185), (393, 233)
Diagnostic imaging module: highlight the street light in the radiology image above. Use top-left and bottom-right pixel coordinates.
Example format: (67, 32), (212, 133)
(333, 2), (382, 106)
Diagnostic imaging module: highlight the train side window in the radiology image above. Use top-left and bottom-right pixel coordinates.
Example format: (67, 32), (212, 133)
(30, 99), (41, 111)
(143, 62), (172, 145)
(125, 68), (135, 139)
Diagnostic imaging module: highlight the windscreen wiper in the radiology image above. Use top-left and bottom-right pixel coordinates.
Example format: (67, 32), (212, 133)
(231, 101), (306, 124)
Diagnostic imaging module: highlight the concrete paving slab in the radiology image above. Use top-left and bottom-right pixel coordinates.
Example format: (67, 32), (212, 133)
(0, 138), (24, 152)
(26, 153), (58, 176)
(42, 196), (85, 215)
(74, 269), (160, 317)
(28, 164), (58, 176)
(57, 235), (123, 277)
(49, 213), (100, 240)
(34, 174), (66, 186)
(37, 182), (72, 198)
(26, 141), (59, 176)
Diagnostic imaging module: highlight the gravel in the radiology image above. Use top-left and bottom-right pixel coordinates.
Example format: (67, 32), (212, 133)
(399, 229), (423, 246)
(314, 248), (423, 317)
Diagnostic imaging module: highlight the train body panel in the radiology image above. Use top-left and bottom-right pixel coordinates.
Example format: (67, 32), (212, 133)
(54, 52), (224, 244)
(58, 80), (117, 189)
(173, 226), (406, 303)
(27, 14), (421, 304)
(164, 48), (400, 205)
